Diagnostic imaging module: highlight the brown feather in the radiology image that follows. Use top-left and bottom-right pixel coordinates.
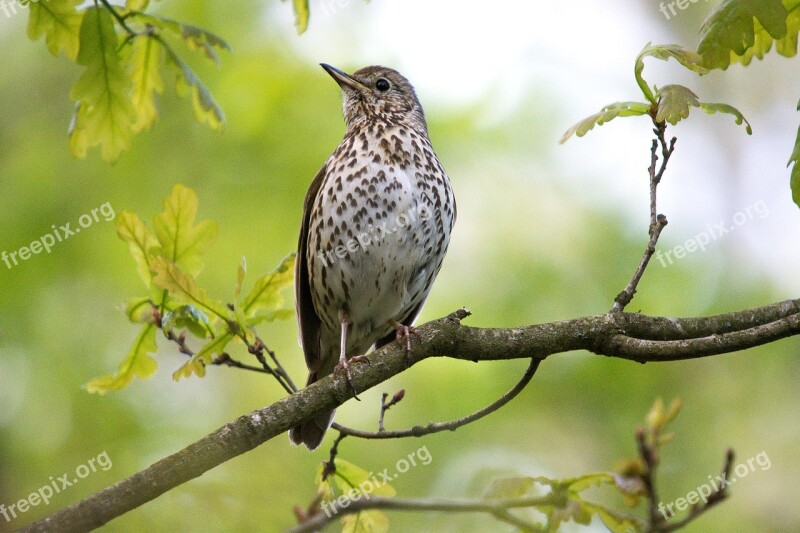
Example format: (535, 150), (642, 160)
(295, 163), (327, 372)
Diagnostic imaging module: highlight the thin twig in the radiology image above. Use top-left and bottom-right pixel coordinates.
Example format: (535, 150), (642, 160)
(322, 433), (348, 481)
(288, 494), (558, 533)
(378, 390), (405, 432)
(654, 449), (735, 532)
(211, 353), (270, 374)
(332, 358), (540, 439)
(612, 120), (676, 312)
(637, 428), (662, 528)
(260, 336), (299, 392)
(98, 0), (137, 36)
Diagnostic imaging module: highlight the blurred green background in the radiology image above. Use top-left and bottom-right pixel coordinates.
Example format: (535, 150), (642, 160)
(1, 1), (799, 532)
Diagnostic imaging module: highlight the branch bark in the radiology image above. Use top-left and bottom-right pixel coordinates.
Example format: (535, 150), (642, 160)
(21, 300), (800, 532)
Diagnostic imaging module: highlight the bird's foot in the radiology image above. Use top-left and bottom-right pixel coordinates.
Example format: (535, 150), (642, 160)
(333, 355), (370, 400)
(390, 321), (421, 366)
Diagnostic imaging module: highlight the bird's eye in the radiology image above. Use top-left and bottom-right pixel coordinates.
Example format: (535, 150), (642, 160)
(375, 78), (391, 92)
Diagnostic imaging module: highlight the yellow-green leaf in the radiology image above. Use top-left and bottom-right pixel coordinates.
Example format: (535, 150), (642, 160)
(697, 102), (753, 134)
(653, 86), (752, 133)
(162, 43), (225, 129)
(124, 296), (155, 322)
(235, 257), (246, 301)
(656, 84), (700, 125)
(116, 210), (159, 287)
(289, 0), (310, 34)
(341, 509), (390, 533)
(85, 324), (158, 393)
(580, 500), (645, 533)
(130, 35), (166, 133)
(646, 397), (666, 433)
(68, 6), (136, 162)
(152, 184), (219, 276)
(241, 253), (296, 324)
(635, 43), (708, 103)
(125, 0), (150, 11)
(173, 332), (234, 380)
(318, 459), (397, 500)
(560, 101), (650, 143)
(27, 0), (83, 60)
(150, 256), (229, 319)
(482, 476), (535, 500)
(132, 13), (232, 64)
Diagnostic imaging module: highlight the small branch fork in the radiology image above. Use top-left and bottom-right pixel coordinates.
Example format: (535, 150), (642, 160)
(613, 119), (676, 312)
(332, 357), (540, 440)
(151, 306), (297, 394)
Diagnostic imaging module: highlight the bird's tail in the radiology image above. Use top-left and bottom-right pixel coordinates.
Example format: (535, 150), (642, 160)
(289, 372), (335, 450)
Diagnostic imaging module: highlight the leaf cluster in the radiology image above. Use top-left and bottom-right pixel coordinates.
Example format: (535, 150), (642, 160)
(85, 185), (294, 393)
(28, 0), (230, 161)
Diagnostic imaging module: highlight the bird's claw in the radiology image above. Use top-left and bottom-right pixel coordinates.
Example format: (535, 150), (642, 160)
(391, 321), (420, 365)
(333, 355), (370, 400)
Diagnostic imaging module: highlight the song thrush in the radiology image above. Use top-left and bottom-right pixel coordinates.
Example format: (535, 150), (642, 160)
(290, 64), (456, 450)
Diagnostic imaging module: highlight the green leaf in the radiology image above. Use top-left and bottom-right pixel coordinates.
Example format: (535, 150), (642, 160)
(646, 397), (666, 433)
(240, 253), (296, 324)
(162, 304), (213, 339)
(85, 324), (158, 393)
(124, 297), (155, 322)
(133, 13), (232, 63)
(534, 473), (631, 532)
(235, 257), (246, 302)
(125, 0), (150, 11)
(656, 85), (700, 125)
(580, 500), (645, 533)
(173, 332), (234, 380)
(116, 210), (159, 287)
(130, 35), (166, 133)
(150, 256), (230, 320)
(318, 458), (397, 500)
(698, 0), (791, 69)
(789, 99), (800, 208)
(697, 102), (753, 134)
(482, 477), (535, 500)
(653, 85), (753, 133)
(162, 41), (226, 130)
(316, 458), (396, 532)
(341, 510), (390, 533)
(152, 184), (219, 276)
(560, 102), (650, 143)
(635, 43), (708, 103)
(288, 0), (310, 34)
(68, 6), (136, 162)
(27, 0), (83, 60)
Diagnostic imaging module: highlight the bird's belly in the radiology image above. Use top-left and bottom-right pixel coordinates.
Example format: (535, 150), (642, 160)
(306, 127), (455, 352)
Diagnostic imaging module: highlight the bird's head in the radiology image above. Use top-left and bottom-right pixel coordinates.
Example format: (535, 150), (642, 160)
(321, 64), (428, 133)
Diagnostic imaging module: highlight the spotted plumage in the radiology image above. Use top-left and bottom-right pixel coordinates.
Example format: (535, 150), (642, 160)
(290, 64), (456, 450)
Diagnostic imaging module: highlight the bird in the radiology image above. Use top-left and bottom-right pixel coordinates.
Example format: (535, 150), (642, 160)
(289, 64), (457, 450)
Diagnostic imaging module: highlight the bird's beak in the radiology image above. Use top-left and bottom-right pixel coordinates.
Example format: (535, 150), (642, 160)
(321, 63), (369, 93)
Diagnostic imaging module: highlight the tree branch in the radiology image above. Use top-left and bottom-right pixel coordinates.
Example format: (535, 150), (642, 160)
(288, 494), (558, 533)
(20, 301), (800, 532)
(332, 357), (540, 439)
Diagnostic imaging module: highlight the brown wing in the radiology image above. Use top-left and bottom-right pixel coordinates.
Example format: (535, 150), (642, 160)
(296, 163), (327, 372)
